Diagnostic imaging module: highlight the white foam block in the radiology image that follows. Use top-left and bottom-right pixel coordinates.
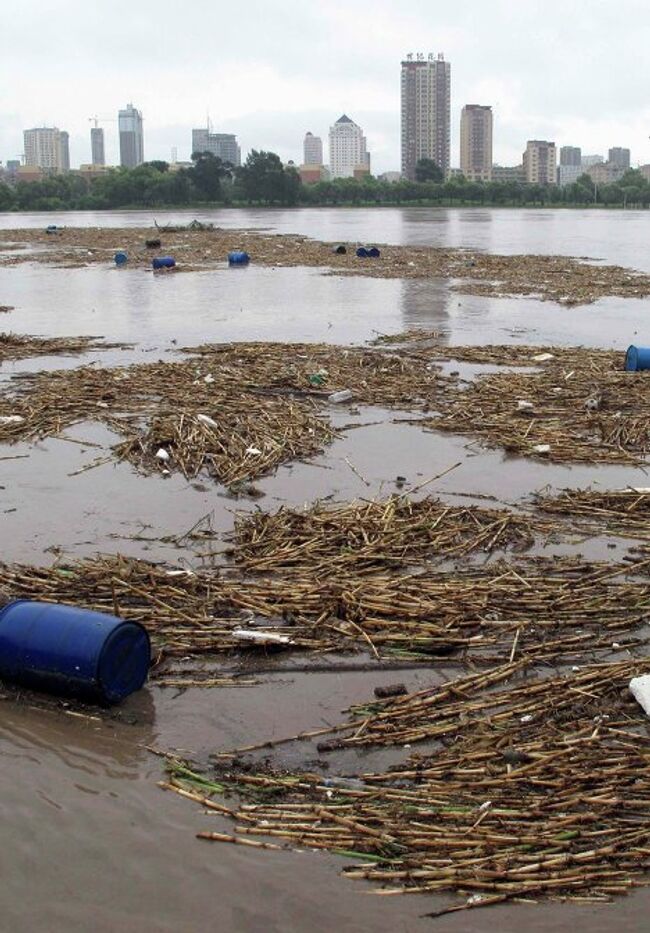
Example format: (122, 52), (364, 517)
(629, 675), (650, 716)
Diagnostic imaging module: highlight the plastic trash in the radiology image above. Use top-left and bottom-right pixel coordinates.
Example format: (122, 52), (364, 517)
(625, 345), (650, 372)
(328, 389), (353, 403)
(516, 400), (534, 411)
(533, 444), (551, 454)
(114, 251), (128, 266)
(155, 448), (170, 461)
(152, 256), (176, 270)
(333, 245), (347, 255)
(45, 225), (60, 234)
(356, 247), (369, 258)
(367, 247), (381, 258)
(232, 629), (292, 646)
(0, 600), (150, 704)
(197, 413), (219, 428)
(532, 353), (555, 363)
(0, 415), (25, 425)
(629, 675), (650, 716)
(228, 251), (250, 265)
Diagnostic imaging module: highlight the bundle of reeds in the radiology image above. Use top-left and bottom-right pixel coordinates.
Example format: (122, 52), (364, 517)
(165, 658), (650, 913)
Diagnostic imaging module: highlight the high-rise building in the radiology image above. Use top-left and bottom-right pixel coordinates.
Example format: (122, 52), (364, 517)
(118, 103), (144, 168)
(328, 115), (369, 178)
(23, 127), (69, 173)
(460, 105), (492, 182)
(560, 146), (581, 166)
(60, 131), (70, 172)
(582, 154), (604, 168)
(400, 52), (451, 181)
(558, 165), (582, 186)
(523, 140), (557, 185)
(303, 132), (323, 165)
(191, 128), (241, 166)
(91, 127), (105, 166)
(608, 147), (630, 170)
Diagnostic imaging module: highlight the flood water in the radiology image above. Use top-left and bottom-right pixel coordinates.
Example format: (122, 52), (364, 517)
(1, 207), (650, 931)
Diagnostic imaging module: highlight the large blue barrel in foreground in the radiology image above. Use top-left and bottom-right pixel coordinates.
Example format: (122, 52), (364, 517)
(625, 345), (650, 372)
(0, 601), (150, 704)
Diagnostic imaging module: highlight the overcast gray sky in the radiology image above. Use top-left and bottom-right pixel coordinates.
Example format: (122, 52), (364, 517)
(2, 0), (649, 173)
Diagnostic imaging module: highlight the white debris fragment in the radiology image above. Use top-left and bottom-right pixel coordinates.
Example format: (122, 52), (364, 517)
(532, 352), (554, 362)
(533, 444), (551, 454)
(245, 446), (262, 455)
(232, 629), (293, 645)
(516, 400), (534, 411)
(328, 389), (353, 404)
(203, 374), (215, 384)
(467, 895), (484, 906)
(0, 415), (25, 425)
(520, 714), (533, 723)
(477, 800), (492, 812)
(197, 413), (219, 428)
(165, 569), (196, 577)
(155, 448), (170, 461)
(629, 675), (650, 716)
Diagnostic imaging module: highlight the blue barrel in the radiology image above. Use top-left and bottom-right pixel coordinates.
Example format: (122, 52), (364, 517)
(367, 247), (381, 258)
(0, 601), (150, 704)
(114, 251), (128, 266)
(625, 345), (650, 371)
(356, 247), (369, 258)
(46, 225), (59, 234)
(228, 251), (250, 265)
(152, 256), (176, 270)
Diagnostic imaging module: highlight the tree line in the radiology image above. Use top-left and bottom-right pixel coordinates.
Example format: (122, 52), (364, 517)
(0, 151), (649, 211)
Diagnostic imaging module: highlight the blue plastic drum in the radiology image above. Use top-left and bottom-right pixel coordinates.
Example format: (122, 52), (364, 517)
(356, 247), (369, 258)
(114, 251), (128, 266)
(625, 345), (650, 371)
(152, 256), (176, 270)
(228, 251), (250, 265)
(0, 601), (151, 704)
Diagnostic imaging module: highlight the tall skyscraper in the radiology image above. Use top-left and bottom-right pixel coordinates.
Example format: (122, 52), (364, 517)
(523, 140), (557, 185)
(608, 147), (631, 170)
(118, 103), (144, 168)
(23, 127), (69, 173)
(303, 132), (323, 165)
(191, 128), (241, 166)
(460, 105), (492, 182)
(91, 127), (105, 165)
(400, 52), (451, 181)
(560, 146), (581, 166)
(328, 115), (369, 178)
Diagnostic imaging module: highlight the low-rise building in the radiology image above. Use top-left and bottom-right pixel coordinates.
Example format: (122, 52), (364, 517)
(491, 164), (525, 183)
(586, 162), (624, 184)
(581, 154), (604, 168)
(558, 165), (583, 186)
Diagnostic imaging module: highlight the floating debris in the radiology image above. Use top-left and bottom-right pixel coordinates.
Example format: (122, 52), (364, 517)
(0, 332), (129, 363)
(3, 227), (650, 305)
(167, 658), (650, 912)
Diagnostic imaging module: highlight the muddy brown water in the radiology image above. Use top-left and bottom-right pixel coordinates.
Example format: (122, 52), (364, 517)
(2, 208), (650, 930)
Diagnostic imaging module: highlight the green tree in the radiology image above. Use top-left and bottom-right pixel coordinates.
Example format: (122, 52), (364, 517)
(189, 152), (232, 201)
(415, 158), (444, 183)
(236, 150), (301, 205)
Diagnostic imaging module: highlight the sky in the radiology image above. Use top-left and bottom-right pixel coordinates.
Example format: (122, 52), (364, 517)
(2, 0), (650, 174)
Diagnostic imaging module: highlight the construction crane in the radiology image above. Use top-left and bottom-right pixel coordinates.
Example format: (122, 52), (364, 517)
(89, 115), (117, 128)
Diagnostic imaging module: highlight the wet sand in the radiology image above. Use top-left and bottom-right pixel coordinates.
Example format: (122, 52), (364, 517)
(1, 209), (650, 930)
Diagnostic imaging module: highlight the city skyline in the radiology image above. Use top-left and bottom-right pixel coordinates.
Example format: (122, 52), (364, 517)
(2, 0), (650, 175)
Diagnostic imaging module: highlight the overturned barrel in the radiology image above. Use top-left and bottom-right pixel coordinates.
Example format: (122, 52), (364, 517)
(333, 245), (347, 255)
(625, 345), (650, 372)
(152, 256), (176, 270)
(228, 251), (250, 265)
(356, 247), (369, 258)
(367, 247), (381, 258)
(145, 238), (162, 249)
(0, 601), (151, 704)
(114, 251), (128, 266)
